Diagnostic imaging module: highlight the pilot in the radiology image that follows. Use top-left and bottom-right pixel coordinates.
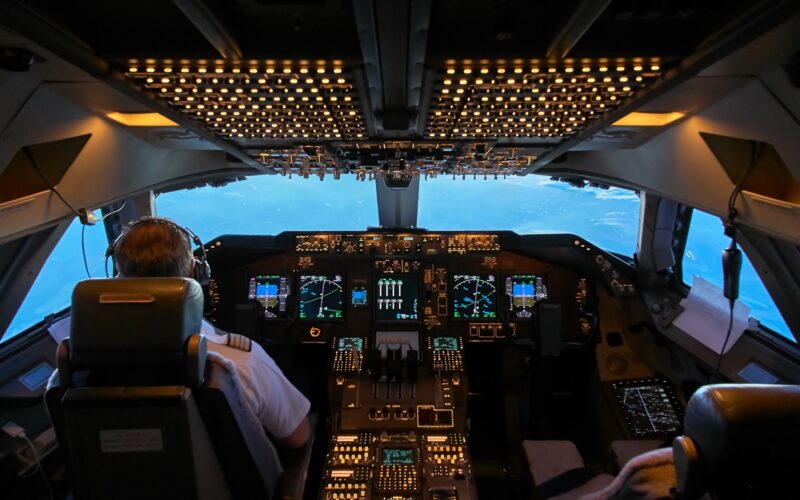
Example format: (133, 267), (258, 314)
(111, 216), (311, 448)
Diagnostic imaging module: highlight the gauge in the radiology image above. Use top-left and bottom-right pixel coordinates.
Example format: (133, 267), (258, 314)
(452, 274), (497, 319)
(298, 274), (344, 320)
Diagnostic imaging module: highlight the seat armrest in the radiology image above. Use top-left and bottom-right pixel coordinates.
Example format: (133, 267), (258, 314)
(277, 414), (317, 500)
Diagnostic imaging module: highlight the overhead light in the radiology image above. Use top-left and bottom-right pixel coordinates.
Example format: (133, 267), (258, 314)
(426, 58), (667, 139)
(121, 59), (365, 140)
(106, 112), (178, 127)
(613, 111), (684, 127)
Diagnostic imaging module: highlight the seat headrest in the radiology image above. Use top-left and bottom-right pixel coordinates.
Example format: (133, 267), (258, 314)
(69, 278), (203, 369)
(676, 384), (800, 498)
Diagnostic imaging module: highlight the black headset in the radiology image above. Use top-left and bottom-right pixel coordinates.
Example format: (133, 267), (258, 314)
(105, 217), (211, 287)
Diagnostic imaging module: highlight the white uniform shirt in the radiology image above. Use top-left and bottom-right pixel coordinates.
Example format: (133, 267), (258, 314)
(200, 320), (310, 440)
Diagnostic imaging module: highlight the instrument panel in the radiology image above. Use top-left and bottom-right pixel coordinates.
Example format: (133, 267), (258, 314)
(201, 230), (636, 500)
(203, 230), (629, 345)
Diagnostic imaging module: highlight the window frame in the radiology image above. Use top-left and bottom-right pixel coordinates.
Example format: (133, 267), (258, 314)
(674, 206), (797, 347)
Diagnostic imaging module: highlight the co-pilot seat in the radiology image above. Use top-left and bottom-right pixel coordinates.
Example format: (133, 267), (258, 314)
(673, 384), (800, 500)
(44, 278), (288, 500)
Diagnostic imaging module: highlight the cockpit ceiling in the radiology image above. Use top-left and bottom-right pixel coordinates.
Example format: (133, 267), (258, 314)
(4, 0), (789, 176)
(119, 57), (666, 170)
(124, 60), (367, 142)
(425, 59), (664, 140)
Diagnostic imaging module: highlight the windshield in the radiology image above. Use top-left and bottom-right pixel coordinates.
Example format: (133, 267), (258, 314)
(419, 175), (640, 255)
(2, 216), (109, 344)
(683, 209), (793, 342)
(158, 174), (639, 255)
(157, 174), (378, 241)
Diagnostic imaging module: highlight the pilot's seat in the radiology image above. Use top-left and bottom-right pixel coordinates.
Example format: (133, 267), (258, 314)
(44, 277), (304, 500)
(673, 384), (800, 499)
(524, 383), (800, 499)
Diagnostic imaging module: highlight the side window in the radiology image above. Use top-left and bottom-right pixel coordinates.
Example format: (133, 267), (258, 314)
(2, 217), (109, 343)
(683, 209), (793, 343)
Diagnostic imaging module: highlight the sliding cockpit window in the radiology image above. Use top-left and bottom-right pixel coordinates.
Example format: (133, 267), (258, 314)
(156, 174), (379, 241)
(418, 174), (641, 256)
(682, 209), (794, 343)
(1, 217), (109, 344)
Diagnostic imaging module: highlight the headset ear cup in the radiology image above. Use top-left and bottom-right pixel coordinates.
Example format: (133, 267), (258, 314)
(194, 258), (211, 287)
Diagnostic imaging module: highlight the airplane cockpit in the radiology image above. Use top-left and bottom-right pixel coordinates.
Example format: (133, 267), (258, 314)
(2, 1), (800, 499)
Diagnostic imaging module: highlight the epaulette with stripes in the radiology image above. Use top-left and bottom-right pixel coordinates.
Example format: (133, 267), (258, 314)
(225, 333), (252, 352)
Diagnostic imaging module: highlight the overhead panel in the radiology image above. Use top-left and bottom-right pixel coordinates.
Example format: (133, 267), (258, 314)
(425, 59), (665, 141)
(122, 60), (366, 143)
(248, 142), (537, 181)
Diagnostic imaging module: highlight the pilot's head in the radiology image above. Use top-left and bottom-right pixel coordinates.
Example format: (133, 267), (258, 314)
(114, 217), (194, 279)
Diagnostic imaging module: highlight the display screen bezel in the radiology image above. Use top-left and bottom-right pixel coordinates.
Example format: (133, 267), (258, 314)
(374, 273), (421, 323)
(297, 273), (346, 322)
(450, 273), (499, 321)
(248, 274), (290, 321)
(505, 273), (549, 321)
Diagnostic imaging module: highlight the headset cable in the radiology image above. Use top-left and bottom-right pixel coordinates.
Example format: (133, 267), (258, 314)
(715, 141), (764, 379)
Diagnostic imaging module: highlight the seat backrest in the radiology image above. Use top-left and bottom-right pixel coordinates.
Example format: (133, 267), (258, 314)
(673, 384), (800, 500)
(45, 278), (279, 500)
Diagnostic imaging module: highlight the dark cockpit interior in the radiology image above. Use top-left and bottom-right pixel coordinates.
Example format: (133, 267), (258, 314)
(2, 1), (800, 499)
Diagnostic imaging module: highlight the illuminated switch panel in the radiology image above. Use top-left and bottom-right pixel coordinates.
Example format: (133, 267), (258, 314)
(468, 322), (514, 339)
(429, 336), (464, 372)
(296, 234), (330, 252)
(424, 436), (467, 472)
(376, 464), (418, 494)
(426, 60), (665, 140)
(332, 337), (366, 373)
(321, 467), (371, 500)
(329, 444), (371, 466)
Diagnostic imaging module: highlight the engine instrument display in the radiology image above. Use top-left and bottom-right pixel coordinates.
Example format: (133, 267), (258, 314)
(505, 274), (548, 319)
(376, 275), (419, 321)
(452, 274), (497, 319)
(248, 275), (289, 319)
(298, 274), (344, 320)
(432, 337), (459, 351)
(382, 448), (415, 465)
(611, 378), (683, 438)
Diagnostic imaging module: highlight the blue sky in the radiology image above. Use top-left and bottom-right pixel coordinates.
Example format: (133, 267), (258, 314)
(3, 173), (793, 343)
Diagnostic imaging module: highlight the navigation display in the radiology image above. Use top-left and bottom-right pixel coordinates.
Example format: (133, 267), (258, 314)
(505, 274), (548, 319)
(452, 274), (497, 320)
(248, 275), (289, 319)
(382, 448), (415, 465)
(376, 275), (419, 321)
(337, 337), (364, 352)
(432, 337), (459, 351)
(612, 378), (683, 437)
(298, 274), (344, 320)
